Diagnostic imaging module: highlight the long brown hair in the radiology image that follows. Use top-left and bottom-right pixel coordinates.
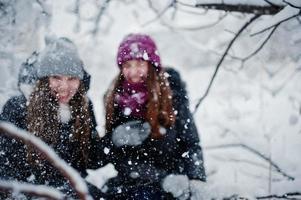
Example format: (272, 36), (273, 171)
(105, 64), (175, 139)
(26, 77), (92, 166)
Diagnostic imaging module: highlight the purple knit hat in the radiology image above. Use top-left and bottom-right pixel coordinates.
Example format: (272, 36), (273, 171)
(117, 33), (161, 71)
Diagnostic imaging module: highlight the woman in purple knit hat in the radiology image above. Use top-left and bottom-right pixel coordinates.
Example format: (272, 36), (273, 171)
(100, 33), (206, 199)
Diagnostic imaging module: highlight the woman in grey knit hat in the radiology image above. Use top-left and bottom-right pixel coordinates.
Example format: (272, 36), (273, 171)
(0, 37), (105, 199)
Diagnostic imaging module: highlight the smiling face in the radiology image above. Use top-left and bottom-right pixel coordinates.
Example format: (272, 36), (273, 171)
(49, 75), (80, 104)
(121, 60), (149, 83)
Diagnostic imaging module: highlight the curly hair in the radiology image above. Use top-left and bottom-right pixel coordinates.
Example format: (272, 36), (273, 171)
(26, 77), (92, 167)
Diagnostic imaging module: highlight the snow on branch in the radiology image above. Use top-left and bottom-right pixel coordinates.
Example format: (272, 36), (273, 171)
(0, 180), (65, 200)
(0, 122), (92, 200)
(193, 15), (260, 113)
(256, 192), (301, 199)
(205, 143), (295, 181)
(176, 0), (285, 15)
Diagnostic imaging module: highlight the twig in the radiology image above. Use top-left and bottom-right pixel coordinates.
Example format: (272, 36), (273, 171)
(263, 0), (279, 7)
(0, 180), (65, 200)
(205, 143), (295, 180)
(142, 0), (176, 27)
(227, 23), (280, 70)
(0, 122), (92, 200)
(194, 3), (283, 15)
(250, 10), (301, 36)
(243, 24), (278, 62)
(193, 15), (260, 114)
(283, 0), (301, 9)
(92, 0), (111, 36)
(257, 192), (301, 199)
(73, 0), (81, 32)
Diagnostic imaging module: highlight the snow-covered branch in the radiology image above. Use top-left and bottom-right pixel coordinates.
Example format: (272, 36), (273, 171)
(257, 192), (301, 199)
(0, 122), (92, 200)
(0, 180), (65, 200)
(176, 0), (285, 15)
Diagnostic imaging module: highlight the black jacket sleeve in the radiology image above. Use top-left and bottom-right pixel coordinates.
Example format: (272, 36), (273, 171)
(1, 95), (27, 129)
(166, 67), (206, 182)
(87, 99), (109, 169)
(0, 96), (30, 182)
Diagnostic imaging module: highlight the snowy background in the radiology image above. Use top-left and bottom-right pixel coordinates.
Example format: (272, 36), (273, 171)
(0, 0), (300, 198)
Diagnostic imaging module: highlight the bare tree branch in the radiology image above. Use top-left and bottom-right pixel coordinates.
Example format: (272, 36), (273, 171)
(176, 0), (284, 15)
(205, 143), (295, 180)
(283, 0), (301, 9)
(142, 0), (176, 27)
(229, 24), (280, 69)
(0, 180), (65, 200)
(195, 3), (283, 15)
(263, 0), (279, 7)
(73, 0), (81, 32)
(92, 0), (111, 36)
(244, 25), (278, 61)
(0, 122), (92, 200)
(193, 15), (260, 114)
(250, 10), (301, 36)
(257, 192), (301, 199)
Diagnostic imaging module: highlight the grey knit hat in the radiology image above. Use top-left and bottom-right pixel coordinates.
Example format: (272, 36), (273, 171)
(37, 37), (84, 79)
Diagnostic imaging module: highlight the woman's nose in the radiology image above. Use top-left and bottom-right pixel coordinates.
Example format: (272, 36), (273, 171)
(58, 80), (68, 90)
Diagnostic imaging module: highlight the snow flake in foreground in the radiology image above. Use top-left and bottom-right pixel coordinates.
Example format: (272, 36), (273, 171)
(142, 51), (149, 60)
(182, 151), (189, 158)
(159, 126), (167, 135)
(123, 107), (132, 116)
(103, 147), (110, 154)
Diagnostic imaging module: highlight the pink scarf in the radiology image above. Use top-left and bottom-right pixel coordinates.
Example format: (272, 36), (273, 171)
(115, 81), (148, 119)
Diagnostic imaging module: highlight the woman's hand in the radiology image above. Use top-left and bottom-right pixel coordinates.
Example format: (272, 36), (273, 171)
(162, 174), (190, 200)
(112, 120), (151, 147)
(85, 163), (118, 190)
(162, 175), (207, 200)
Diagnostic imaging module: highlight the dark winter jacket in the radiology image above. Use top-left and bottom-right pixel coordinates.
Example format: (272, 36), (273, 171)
(101, 67), (206, 199)
(0, 94), (104, 198)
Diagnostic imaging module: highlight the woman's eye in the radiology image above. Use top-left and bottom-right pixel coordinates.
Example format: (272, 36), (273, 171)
(52, 76), (61, 80)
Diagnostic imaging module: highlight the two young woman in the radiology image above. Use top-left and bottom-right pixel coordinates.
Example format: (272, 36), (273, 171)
(0, 34), (206, 199)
